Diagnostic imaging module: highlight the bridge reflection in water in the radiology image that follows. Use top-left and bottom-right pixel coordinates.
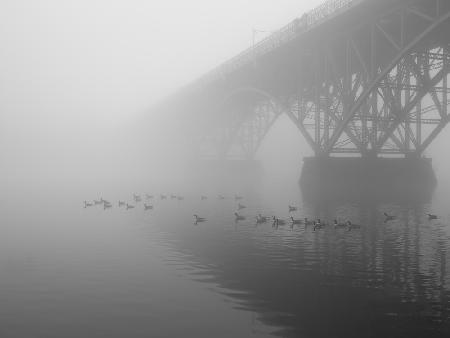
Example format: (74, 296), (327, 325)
(142, 184), (450, 338)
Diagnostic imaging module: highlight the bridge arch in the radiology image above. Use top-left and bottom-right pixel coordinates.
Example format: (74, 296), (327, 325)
(212, 86), (284, 160)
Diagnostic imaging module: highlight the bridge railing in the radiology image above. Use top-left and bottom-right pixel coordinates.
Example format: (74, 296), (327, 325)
(307, 0), (357, 27)
(197, 0), (363, 86)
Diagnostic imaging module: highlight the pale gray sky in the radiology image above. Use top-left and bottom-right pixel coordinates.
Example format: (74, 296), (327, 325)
(0, 0), (325, 183)
(0, 0), (323, 127)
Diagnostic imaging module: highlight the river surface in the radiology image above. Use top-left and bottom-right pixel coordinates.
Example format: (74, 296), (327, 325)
(1, 177), (450, 337)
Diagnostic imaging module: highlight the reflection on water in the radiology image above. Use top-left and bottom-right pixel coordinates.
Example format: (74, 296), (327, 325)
(139, 186), (450, 337)
(1, 181), (450, 337)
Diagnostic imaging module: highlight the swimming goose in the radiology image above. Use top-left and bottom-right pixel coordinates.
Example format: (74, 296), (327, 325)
(384, 212), (396, 222)
(304, 218), (315, 226)
(94, 199), (102, 205)
(272, 216), (286, 226)
(170, 194), (177, 199)
(126, 204), (135, 210)
(104, 203), (112, 210)
(427, 213), (438, 220)
(235, 212), (245, 221)
(313, 219), (325, 231)
(290, 217), (302, 225)
(347, 221), (361, 231)
(84, 201), (93, 208)
(144, 204), (153, 210)
(289, 205), (297, 212)
(133, 195), (142, 202)
(238, 203), (246, 210)
(334, 219), (347, 229)
(160, 194), (167, 200)
(118, 201), (125, 207)
(276, 218), (286, 226)
(194, 215), (206, 223)
(256, 214), (268, 224)
(145, 194), (154, 199)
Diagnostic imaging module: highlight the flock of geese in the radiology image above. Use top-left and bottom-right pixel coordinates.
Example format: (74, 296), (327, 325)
(84, 194), (160, 211)
(84, 194), (440, 231)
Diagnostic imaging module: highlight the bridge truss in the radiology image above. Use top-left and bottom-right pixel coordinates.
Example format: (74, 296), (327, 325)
(190, 0), (450, 159)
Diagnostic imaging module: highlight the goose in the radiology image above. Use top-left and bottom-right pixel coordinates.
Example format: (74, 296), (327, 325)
(126, 204), (135, 210)
(238, 203), (246, 210)
(384, 212), (396, 222)
(235, 195), (243, 201)
(427, 213), (438, 220)
(84, 201), (93, 208)
(334, 219), (347, 229)
(94, 199), (102, 205)
(133, 195), (142, 202)
(347, 221), (361, 231)
(118, 201), (125, 207)
(194, 215), (206, 223)
(289, 205), (297, 212)
(144, 204), (153, 210)
(170, 194), (177, 199)
(201, 196), (207, 200)
(145, 194), (154, 199)
(272, 216), (286, 226)
(104, 203), (112, 210)
(177, 196), (184, 201)
(276, 218), (286, 226)
(304, 218), (315, 226)
(313, 219), (325, 231)
(160, 194), (167, 200)
(235, 212), (245, 221)
(290, 217), (303, 225)
(256, 214), (268, 224)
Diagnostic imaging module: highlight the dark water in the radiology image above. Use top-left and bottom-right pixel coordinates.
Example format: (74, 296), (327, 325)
(1, 178), (450, 337)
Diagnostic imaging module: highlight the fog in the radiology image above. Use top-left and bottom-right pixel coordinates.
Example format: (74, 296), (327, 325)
(2, 2), (450, 337)
(2, 0), (450, 194)
(0, 0), (327, 191)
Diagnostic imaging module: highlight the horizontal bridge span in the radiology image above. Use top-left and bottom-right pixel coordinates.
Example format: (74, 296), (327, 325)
(155, 0), (450, 160)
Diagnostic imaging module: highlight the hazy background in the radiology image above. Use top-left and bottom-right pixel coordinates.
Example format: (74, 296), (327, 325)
(1, 0), (450, 192)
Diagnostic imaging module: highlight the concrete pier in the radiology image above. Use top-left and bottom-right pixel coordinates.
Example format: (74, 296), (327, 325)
(300, 157), (437, 203)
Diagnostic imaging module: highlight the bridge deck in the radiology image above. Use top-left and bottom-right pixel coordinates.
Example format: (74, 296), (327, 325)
(198, 0), (370, 86)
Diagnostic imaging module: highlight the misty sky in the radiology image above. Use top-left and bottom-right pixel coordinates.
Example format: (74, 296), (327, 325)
(0, 0), (323, 127)
(1, 0), (450, 186)
(0, 0), (326, 183)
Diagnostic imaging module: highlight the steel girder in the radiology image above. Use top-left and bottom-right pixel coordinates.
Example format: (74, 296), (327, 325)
(199, 88), (281, 160)
(284, 0), (450, 157)
(197, 0), (450, 159)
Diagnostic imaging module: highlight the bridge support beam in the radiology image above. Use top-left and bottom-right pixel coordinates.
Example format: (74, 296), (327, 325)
(299, 157), (436, 203)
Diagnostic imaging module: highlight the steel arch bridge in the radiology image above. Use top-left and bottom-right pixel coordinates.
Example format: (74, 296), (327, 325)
(163, 0), (450, 160)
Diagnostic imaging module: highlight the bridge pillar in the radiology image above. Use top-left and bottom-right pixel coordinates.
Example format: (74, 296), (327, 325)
(299, 156), (436, 203)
